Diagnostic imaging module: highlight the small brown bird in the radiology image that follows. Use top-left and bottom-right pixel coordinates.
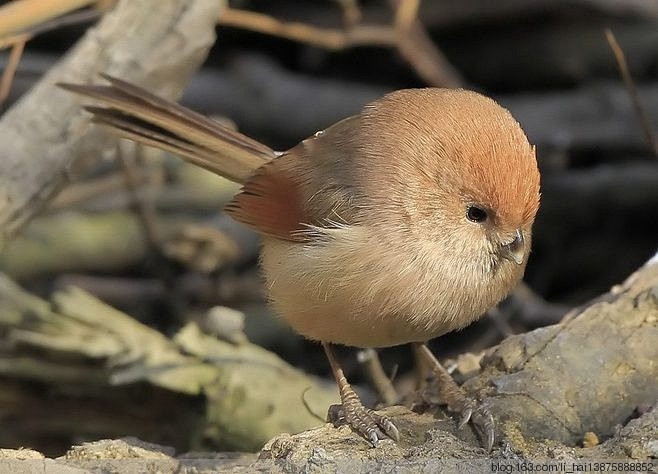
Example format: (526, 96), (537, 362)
(61, 76), (540, 449)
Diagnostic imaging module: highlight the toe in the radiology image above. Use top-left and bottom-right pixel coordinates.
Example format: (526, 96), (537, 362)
(458, 399), (475, 429)
(470, 403), (495, 451)
(326, 404), (347, 427)
(376, 416), (400, 442)
(328, 402), (400, 446)
(367, 429), (380, 448)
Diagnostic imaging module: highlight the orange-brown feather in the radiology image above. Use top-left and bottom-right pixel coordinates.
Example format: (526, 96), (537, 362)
(225, 158), (310, 242)
(62, 78), (541, 349)
(59, 76), (274, 184)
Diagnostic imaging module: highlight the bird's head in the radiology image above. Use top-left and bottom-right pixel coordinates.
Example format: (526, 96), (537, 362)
(356, 88), (540, 278)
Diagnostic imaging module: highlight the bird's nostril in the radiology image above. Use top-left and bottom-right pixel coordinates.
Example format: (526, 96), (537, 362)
(510, 230), (524, 251)
(502, 230), (525, 265)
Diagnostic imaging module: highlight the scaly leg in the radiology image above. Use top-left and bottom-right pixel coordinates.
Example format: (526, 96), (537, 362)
(323, 342), (400, 446)
(413, 342), (494, 451)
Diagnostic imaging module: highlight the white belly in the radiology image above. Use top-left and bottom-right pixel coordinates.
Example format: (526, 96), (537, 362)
(259, 226), (517, 348)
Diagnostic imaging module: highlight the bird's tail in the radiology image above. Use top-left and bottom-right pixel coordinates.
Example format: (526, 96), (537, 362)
(59, 74), (275, 184)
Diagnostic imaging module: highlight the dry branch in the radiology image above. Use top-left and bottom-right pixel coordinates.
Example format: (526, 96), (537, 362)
(218, 2), (461, 87)
(0, 9), (102, 51)
(0, 274), (337, 452)
(357, 349), (399, 406)
(0, 0), (224, 246)
(0, 0), (95, 38)
(218, 8), (394, 50)
(0, 160), (252, 280)
(0, 37), (26, 108)
(605, 28), (658, 158)
(0, 209), (258, 281)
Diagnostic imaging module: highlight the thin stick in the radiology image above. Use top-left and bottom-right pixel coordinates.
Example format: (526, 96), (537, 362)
(0, 36), (26, 109)
(24, 8), (101, 37)
(0, 32), (30, 51)
(0, 0), (95, 38)
(391, 0), (462, 87)
(217, 3), (461, 87)
(50, 168), (160, 210)
(334, 0), (361, 27)
(219, 8), (394, 50)
(116, 144), (162, 252)
(486, 306), (514, 338)
(604, 28), (658, 158)
(301, 387), (326, 423)
(394, 0), (421, 32)
(0, 9), (101, 51)
(357, 348), (399, 405)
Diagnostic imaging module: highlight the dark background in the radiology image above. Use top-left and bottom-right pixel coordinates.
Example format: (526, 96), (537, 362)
(0, 0), (657, 455)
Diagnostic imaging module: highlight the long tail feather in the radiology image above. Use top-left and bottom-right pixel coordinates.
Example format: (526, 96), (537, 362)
(59, 75), (275, 184)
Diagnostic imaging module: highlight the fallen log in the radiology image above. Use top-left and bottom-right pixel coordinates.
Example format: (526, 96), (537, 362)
(0, 275), (337, 453)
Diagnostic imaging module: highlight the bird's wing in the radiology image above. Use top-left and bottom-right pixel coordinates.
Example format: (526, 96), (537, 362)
(226, 117), (362, 242)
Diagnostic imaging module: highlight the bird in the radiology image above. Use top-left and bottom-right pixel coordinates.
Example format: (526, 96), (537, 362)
(60, 75), (540, 450)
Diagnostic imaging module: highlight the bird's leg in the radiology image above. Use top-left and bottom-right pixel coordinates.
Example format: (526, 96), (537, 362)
(322, 342), (400, 446)
(412, 342), (494, 451)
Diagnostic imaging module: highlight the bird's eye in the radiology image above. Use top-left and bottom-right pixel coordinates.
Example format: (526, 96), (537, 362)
(466, 205), (488, 223)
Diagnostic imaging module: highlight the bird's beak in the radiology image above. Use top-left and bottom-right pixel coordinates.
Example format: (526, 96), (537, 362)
(501, 229), (525, 265)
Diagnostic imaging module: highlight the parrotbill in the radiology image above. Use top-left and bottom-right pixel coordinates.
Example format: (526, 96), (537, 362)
(61, 76), (540, 449)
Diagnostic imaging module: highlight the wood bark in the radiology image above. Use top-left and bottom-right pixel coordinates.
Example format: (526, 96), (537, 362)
(0, 0), (224, 245)
(0, 274), (337, 453)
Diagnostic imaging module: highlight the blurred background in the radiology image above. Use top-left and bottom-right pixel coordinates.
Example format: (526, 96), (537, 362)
(0, 0), (656, 457)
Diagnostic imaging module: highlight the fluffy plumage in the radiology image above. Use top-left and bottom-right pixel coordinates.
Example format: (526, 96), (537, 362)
(62, 80), (540, 348)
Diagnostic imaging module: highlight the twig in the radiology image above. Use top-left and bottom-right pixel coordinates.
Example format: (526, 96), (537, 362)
(116, 144), (162, 252)
(486, 306), (515, 338)
(218, 2), (461, 87)
(604, 28), (658, 159)
(24, 8), (101, 38)
(50, 168), (162, 210)
(334, 0), (361, 27)
(0, 0), (95, 38)
(510, 282), (569, 327)
(0, 9), (101, 51)
(391, 0), (462, 87)
(301, 387), (326, 423)
(55, 274), (166, 304)
(0, 33), (30, 51)
(393, 0), (420, 31)
(0, 36), (26, 110)
(219, 8), (394, 50)
(0, 0), (224, 245)
(395, 20), (462, 88)
(388, 363), (399, 385)
(357, 348), (399, 405)
(412, 342), (431, 389)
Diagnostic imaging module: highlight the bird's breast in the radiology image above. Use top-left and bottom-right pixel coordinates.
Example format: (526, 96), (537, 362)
(259, 226), (515, 347)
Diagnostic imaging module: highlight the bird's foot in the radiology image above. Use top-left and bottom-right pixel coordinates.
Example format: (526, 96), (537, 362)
(414, 343), (495, 450)
(327, 398), (400, 447)
(447, 391), (495, 452)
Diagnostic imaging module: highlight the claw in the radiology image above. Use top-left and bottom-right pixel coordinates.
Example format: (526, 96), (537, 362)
(327, 401), (399, 446)
(327, 404), (345, 427)
(476, 422), (494, 452)
(413, 343), (496, 450)
(471, 405), (495, 452)
(485, 429), (494, 452)
(484, 418), (495, 452)
(323, 343), (399, 447)
(368, 430), (379, 448)
(380, 418), (400, 442)
(458, 407), (473, 429)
